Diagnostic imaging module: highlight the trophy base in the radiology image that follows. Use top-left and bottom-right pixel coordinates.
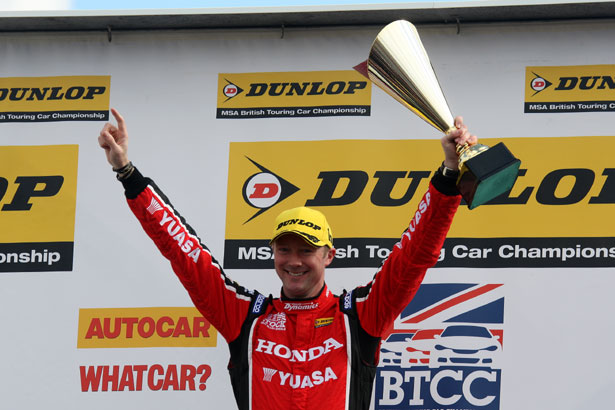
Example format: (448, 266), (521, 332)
(457, 142), (521, 210)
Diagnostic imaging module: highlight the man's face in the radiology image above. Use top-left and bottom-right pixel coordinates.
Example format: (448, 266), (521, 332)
(272, 233), (335, 299)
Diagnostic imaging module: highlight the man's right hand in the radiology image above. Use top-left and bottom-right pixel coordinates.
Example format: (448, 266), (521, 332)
(441, 116), (477, 170)
(98, 108), (129, 169)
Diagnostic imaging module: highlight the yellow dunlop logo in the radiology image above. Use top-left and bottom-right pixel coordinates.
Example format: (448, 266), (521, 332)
(77, 307), (217, 348)
(0, 75), (110, 122)
(217, 70), (371, 118)
(0, 145), (78, 272)
(315, 317), (334, 328)
(525, 65), (615, 113)
(224, 137), (615, 269)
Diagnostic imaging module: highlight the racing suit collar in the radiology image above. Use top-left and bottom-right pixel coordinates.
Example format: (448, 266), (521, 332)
(276, 284), (335, 314)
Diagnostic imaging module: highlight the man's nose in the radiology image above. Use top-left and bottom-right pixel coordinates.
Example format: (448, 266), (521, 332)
(287, 251), (303, 266)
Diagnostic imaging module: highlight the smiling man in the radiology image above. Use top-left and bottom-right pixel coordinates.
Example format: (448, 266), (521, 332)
(271, 206), (335, 299)
(98, 108), (476, 410)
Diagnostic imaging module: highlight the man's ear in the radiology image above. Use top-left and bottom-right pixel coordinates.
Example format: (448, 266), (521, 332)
(324, 247), (336, 266)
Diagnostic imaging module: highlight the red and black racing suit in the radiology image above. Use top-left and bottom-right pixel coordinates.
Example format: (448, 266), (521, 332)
(119, 167), (460, 410)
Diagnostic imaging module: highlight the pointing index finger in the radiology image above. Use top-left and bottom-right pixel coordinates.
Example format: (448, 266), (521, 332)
(110, 108), (126, 131)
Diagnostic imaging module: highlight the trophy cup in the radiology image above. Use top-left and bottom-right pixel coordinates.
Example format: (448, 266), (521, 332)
(358, 20), (521, 209)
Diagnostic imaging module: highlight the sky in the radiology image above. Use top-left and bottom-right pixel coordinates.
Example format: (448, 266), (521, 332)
(0, 0), (471, 12)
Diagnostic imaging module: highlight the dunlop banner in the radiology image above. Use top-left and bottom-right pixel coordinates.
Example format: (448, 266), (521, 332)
(77, 307), (217, 348)
(0, 75), (110, 122)
(217, 70), (370, 118)
(525, 65), (615, 113)
(224, 136), (614, 269)
(0, 145), (78, 272)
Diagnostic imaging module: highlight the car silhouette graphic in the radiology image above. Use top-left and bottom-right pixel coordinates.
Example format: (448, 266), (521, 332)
(379, 333), (412, 366)
(429, 325), (501, 369)
(403, 329), (440, 368)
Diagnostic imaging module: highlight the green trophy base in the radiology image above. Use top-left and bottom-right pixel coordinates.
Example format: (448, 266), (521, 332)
(457, 142), (521, 210)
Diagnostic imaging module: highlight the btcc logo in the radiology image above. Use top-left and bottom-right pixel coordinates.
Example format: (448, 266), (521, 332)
(379, 369), (498, 407)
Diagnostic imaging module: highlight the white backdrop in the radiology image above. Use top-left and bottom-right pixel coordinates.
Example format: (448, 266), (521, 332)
(0, 18), (613, 410)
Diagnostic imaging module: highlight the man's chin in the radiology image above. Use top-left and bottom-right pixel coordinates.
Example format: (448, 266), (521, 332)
(283, 284), (310, 299)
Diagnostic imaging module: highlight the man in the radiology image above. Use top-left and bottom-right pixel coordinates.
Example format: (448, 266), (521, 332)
(98, 108), (477, 410)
